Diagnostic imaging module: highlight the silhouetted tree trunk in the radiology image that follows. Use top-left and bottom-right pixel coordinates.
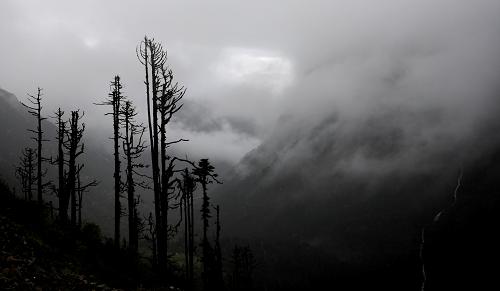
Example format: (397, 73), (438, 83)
(179, 169), (197, 289)
(77, 169), (82, 226)
(21, 87), (48, 204)
(145, 212), (157, 267)
(76, 163), (98, 228)
(214, 204), (224, 290)
(159, 66), (186, 272)
(15, 165), (27, 200)
(189, 173), (195, 286)
(138, 37), (163, 270)
(121, 100), (147, 255)
(183, 196), (189, 286)
(193, 158), (221, 291)
(138, 36), (187, 275)
(53, 108), (67, 222)
(96, 76), (125, 247)
(63, 110), (85, 225)
(124, 100), (137, 253)
(16, 147), (37, 201)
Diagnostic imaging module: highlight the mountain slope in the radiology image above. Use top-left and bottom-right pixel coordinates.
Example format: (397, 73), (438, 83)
(0, 87), (115, 234)
(0, 88), (57, 185)
(218, 101), (500, 290)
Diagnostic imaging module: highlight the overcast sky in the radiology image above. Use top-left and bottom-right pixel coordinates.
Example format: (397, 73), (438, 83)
(1, 0), (500, 166)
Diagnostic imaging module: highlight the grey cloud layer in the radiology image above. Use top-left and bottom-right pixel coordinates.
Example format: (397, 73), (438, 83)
(222, 0), (500, 214)
(1, 0), (500, 167)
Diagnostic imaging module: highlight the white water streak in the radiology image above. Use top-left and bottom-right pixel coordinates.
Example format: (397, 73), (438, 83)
(420, 169), (463, 291)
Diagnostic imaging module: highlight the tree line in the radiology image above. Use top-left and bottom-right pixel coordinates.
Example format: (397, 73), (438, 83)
(16, 87), (96, 227)
(13, 36), (255, 291)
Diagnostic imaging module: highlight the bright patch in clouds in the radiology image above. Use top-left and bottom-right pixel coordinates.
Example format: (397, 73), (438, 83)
(215, 48), (293, 94)
(82, 36), (100, 49)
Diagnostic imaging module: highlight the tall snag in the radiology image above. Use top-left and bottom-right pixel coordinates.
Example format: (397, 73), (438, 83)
(137, 36), (187, 274)
(96, 76), (125, 247)
(62, 110), (85, 225)
(121, 100), (147, 255)
(52, 108), (67, 221)
(159, 65), (186, 266)
(21, 87), (49, 203)
(179, 168), (197, 289)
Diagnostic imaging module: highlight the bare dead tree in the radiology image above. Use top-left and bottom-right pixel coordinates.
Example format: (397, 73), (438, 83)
(144, 212), (157, 268)
(76, 164), (98, 227)
(15, 147), (37, 201)
(214, 204), (224, 290)
(137, 36), (187, 274)
(159, 66), (186, 266)
(21, 87), (50, 203)
(120, 100), (148, 254)
(178, 168), (197, 289)
(51, 108), (67, 221)
(134, 195), (144, 246)
(96, 75), (126, 247)
(14, 165), (28, 200)
(138, 37), (163, 269)
(62, 110), (85, 225)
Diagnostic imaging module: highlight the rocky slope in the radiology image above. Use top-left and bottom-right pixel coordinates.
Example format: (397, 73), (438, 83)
(0, 215), (120, 291)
